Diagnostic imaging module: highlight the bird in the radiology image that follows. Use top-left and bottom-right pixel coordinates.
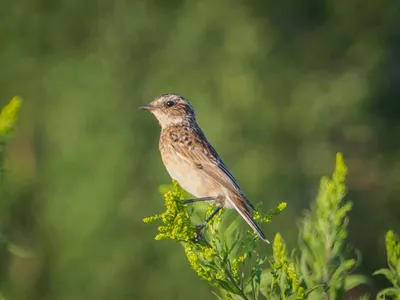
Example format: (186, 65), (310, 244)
(139, 94), (269, 243)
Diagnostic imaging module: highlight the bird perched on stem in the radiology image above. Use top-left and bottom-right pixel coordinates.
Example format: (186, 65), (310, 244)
(139, 94), (269, 243)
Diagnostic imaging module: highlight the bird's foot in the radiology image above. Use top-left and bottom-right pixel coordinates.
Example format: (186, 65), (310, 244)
(193, 224), (205, 243)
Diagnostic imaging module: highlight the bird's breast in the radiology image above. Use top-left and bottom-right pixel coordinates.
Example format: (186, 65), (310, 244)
(160, 145), (219, 198)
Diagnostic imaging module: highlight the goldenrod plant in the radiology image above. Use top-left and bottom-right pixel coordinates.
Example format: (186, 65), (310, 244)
(374, 230), (400, 299)
(144, 153), (372, 299)
(145, 179), (287, 299)
(295, 153), (367, 299)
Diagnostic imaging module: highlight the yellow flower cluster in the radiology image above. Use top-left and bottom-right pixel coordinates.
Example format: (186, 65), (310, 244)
(184, 243), (220, 284)
(272, 233), (302, 295)
(254, 202), (287, 223)
(143, 180), (289, 293)
(143, 180), (221, 284)
(0, 96), (22, 136)
(143, 180), (196, 242)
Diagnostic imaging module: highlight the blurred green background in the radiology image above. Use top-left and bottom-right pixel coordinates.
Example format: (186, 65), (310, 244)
(1, 0), (399, 299)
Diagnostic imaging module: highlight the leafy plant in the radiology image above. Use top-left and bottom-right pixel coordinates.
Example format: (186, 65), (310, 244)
(296, 153), (367, 299)
(144, 153), (368, 299)
(374, 230), (400, 299)
(144, 180), (286, 299)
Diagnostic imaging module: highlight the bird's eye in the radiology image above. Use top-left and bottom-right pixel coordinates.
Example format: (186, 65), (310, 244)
(166, 100), (176, 107)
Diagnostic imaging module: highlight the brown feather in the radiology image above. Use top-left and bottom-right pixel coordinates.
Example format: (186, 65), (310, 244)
(168, 124), (254, 208)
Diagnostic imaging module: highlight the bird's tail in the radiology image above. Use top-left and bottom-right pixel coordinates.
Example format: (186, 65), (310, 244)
(228, 194), (269, 243)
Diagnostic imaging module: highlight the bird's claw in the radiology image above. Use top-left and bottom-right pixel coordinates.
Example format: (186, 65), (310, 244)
(193, 225), (205, 243)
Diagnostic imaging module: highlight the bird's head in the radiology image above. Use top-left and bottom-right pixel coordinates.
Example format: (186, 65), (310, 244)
(139, 94), (196, 128)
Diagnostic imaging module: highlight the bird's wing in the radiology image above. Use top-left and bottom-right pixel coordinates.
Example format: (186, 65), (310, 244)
(170, 132), (255, 210)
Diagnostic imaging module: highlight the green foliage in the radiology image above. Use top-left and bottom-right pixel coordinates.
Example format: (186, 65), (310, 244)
(297, 153), (367, 299)
(259, 153), (366, 299)
(374, 230), (400, 299)
(144, 153), (370, 299)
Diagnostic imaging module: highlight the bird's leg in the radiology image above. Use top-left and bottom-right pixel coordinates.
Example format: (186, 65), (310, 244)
(182, 196), (215, 204)
(195, 206), (222, 241)
(197, 206), (222, 230)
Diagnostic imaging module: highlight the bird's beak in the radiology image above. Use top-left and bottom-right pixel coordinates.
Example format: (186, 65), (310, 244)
(138, 104), (153, 111)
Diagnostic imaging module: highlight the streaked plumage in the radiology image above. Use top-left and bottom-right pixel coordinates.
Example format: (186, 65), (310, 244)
(140, 94), (268, 242)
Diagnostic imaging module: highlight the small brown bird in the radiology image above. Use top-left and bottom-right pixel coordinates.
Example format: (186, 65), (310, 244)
(139, 94), (268, 242)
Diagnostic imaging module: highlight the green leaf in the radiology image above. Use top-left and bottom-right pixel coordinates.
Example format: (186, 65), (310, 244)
(376, 287), (400, 298)
(373, 268), (394, 282)
(344, 275), (369, 291)
(260, 270), (274, 297)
